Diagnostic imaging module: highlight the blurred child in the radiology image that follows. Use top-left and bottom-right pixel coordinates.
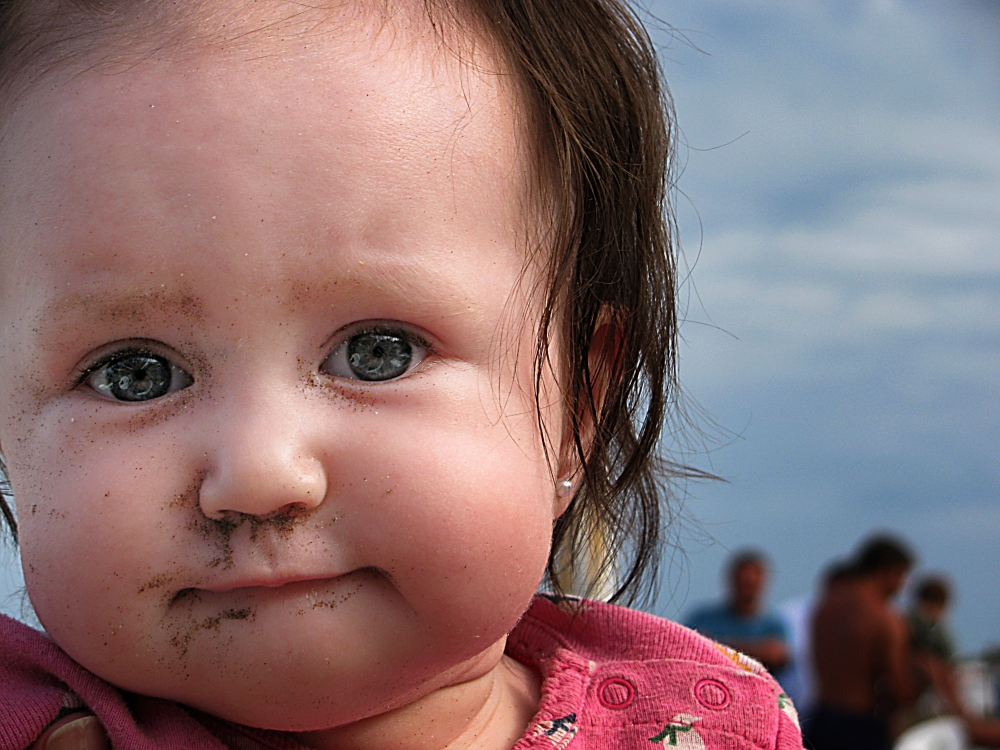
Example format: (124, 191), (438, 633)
(0, 2), (804, 748)
(903, 576), (1000, 748)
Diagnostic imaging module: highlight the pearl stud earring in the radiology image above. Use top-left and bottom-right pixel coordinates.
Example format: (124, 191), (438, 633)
(558, 479), (574, 496)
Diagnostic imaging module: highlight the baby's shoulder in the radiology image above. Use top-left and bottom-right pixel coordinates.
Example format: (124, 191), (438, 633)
(506, 596), (804, 750)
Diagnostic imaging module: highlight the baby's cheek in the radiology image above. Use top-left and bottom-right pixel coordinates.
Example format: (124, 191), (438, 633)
(18, 438), (193, 675)
(360, 429), (554, 641)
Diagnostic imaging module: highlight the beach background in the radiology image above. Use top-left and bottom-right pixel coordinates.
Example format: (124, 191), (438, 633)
(646, 0), (999, 655)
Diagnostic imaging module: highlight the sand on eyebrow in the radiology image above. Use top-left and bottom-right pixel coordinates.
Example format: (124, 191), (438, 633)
(32, 288), (206, 337)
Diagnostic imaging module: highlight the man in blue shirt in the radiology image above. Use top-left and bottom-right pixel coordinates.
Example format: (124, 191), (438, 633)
(685, 550), (790, 674)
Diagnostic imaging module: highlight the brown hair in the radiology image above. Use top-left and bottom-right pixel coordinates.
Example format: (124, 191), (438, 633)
(0, 0), (691, 606)
(728, 549), (769, 578)
(854, 533), (915, 575)
(916, 575), (950, 606)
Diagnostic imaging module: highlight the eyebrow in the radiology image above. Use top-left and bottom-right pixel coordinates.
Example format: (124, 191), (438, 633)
(32, 287), (205, 345)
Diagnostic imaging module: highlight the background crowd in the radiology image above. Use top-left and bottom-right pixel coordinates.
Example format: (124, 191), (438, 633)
(682, 534), (1000, 750)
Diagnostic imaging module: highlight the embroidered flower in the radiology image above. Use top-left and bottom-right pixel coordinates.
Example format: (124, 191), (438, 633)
(778, 693), (800, 729)
(649, 713), (706, 749)
(532, 713), (578, 750)
(714, 643), (766, 675)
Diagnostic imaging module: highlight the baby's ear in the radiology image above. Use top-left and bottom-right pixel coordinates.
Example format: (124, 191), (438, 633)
(586, 313), (624, 413)
(581, 309), (625, 447)
(554, 309), (623, 514)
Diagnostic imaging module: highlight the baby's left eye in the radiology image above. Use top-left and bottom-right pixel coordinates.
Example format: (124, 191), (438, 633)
(322, 326), (429, 382)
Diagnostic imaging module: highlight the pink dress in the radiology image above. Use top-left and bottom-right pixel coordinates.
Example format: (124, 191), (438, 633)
(0, 596), (803, 749)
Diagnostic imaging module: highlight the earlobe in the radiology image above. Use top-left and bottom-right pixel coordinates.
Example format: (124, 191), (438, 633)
(552, 476), (575, 518)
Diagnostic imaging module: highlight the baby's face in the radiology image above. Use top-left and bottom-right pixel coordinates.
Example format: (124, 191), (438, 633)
(0, 15), (563, 730)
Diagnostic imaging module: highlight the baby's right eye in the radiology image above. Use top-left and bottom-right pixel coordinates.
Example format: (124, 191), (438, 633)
(85, 352), (193, 402)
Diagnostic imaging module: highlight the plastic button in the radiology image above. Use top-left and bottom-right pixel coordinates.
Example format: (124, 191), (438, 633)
(597, 677), (636, 709)
(694, 678), (731, 710)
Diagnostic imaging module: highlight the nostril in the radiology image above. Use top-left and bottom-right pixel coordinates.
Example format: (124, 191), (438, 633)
(199, 504), (310, 524)
(252, 503), (314, 531)
(280, 503), (309, 519)
(199, 507), (229, 522)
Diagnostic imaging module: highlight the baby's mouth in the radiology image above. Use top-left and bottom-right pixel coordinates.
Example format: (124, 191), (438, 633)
(171, 566), (383, 605)
(195, 572), (340, 594)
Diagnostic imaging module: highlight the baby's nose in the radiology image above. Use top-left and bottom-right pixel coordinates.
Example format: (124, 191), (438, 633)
(199, 455), (327, 520)
(197, 397), (328, 520)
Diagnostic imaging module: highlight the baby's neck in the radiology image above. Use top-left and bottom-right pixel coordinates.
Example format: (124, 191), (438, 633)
(295, 653), (541, 750)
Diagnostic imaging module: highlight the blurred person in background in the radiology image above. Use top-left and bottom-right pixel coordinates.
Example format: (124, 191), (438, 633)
(685, 550), (790, 675)
(804, 534), (918, 750)
(895, 575), (1000, 748)
(909, 576), (959, 712)
(778, 560), (857, 715)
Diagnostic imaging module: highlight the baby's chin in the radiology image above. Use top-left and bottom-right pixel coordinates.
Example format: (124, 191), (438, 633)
(43, 574), (514, 731)
(148, 618), (506, 732)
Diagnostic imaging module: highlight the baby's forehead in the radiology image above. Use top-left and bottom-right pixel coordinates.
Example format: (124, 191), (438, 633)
(2, 3), (519, 166)
(0, 5), (535, 285)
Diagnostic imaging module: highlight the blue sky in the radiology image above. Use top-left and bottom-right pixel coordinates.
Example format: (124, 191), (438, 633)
(647, 0), (1000, 653)
(1, 1), (997, 656)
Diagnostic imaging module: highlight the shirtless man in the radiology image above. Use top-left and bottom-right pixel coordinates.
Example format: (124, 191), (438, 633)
(804, 536), (918, 750)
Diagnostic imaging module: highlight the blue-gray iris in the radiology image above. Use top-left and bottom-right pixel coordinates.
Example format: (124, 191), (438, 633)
(347, 332), (412, 381)
(106, 355), (172, 401)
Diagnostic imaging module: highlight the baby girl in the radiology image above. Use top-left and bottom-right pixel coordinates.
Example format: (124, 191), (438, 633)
(0, 1), (804, 748)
